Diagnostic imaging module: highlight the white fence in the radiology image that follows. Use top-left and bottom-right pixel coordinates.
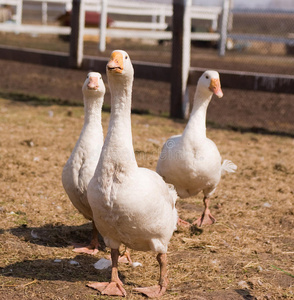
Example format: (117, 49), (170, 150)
(0, 0), (227, 51)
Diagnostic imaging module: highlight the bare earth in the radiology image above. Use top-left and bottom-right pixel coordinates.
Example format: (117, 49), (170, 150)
(0, 97), (293, 300)
(0, 34), (294, 300)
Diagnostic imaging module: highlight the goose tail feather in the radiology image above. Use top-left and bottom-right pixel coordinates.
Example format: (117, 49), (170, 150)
(221, 159), (237, 175)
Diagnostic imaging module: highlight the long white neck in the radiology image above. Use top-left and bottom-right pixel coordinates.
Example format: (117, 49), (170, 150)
(69, 94), (104, 162)
(182, 88), (212, 142)
(101, 74), (137, 169)
(82, 96), (103, 147)
(83, 95), (103, 126)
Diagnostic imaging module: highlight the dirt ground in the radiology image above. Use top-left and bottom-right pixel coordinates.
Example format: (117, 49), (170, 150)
(0, 95), (293, 300)
(0, 31), (294, 299)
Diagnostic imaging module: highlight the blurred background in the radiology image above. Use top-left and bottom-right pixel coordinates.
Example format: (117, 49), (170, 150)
(0, 0), (293, 135)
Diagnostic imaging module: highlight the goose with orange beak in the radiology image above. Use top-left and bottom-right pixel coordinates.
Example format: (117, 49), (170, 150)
(62, 72), (105, 255)
(157, 70), (237, 227)
(87, 50), (178, 298)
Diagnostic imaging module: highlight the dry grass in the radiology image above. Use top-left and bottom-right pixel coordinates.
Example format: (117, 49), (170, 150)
(0, 98), (293, 300)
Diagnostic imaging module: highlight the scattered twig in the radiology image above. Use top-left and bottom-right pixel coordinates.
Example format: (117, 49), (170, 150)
(23, 279), (38, 287)
(1, 279), (38, 288)
(215, 222), (234, 230)
(243, 261), (259, 269)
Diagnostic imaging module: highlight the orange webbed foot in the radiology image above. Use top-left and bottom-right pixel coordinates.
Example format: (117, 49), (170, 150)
(177, 217), (191, 228)
(87, 281), (127, 297)
(193, 212), (216, 227)
(72, 244), (99, 255)
(134, 285), (167, 298)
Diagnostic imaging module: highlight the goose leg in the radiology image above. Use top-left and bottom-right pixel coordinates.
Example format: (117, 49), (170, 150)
(134, 253), (169, 298)
(107, 247), (133, 264)
(73, 221), (102, 255)
(193, 196), (216, 227)
(87, 248), (127, 296)
(118, 248), (133, 264)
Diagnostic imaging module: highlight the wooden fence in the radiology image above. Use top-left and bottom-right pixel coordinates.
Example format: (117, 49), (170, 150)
(0, 0), (293, 119)
(0, 0), (223, 45)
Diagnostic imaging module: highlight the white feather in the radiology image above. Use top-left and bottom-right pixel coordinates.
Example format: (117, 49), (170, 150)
(221, 159), (237, 175)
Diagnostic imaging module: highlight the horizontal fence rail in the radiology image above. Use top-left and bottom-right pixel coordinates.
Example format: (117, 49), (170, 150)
(0, 45), (293, 95)
(188, 68), (294, 94)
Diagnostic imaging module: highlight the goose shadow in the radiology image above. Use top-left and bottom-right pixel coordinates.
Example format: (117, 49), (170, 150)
(235, 288), (257, 299)
(4, 223), (104, 249)
(0, 254), (126, 284)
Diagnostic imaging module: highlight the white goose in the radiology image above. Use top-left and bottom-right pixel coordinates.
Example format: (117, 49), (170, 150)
(87, 50), (178, 298)
(156, 70), (237, 227)
(62, 72), (105, 254)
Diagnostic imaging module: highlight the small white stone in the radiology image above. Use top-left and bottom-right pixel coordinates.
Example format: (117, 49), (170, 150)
(54, 259), (62, 263)
(69, 260), (79, 265)
(238, 280), (249, 289)
(132, 262), (142, 268)
(94, 258), (112, 270)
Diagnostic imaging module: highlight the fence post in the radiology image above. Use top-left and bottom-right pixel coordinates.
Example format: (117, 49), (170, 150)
(16, 0), (23, 26)
(170, 0), (191, 119)
(99, 0), (108, 52)
(228, 0), (234, 32)
(219, 0), (230, 56)
(41, 2), (48, 25)
(69, 0), (85, 68)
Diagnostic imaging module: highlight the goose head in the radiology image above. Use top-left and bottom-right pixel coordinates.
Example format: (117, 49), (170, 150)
(197, 70), (223, 99)
(106, 50), (134, 82)
(82, 72), (106, 99)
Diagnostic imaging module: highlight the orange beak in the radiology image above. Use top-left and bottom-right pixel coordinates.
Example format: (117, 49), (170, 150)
(87, 76), (99, 90)
(209, 78), (223, 98)
(107, 51), (123, 74)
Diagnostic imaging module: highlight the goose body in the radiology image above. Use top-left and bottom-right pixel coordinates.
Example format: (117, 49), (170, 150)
(90, 167), (177, 252)
(159, 134), (222, 199)
(87, 50), (177, 298)
(62, 72), (105, 254)
(157, 70), (236, 226)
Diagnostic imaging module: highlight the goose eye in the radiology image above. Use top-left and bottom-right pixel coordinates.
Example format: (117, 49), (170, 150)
(205, 75), (209, 79)
(125, 55), (128, 59)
